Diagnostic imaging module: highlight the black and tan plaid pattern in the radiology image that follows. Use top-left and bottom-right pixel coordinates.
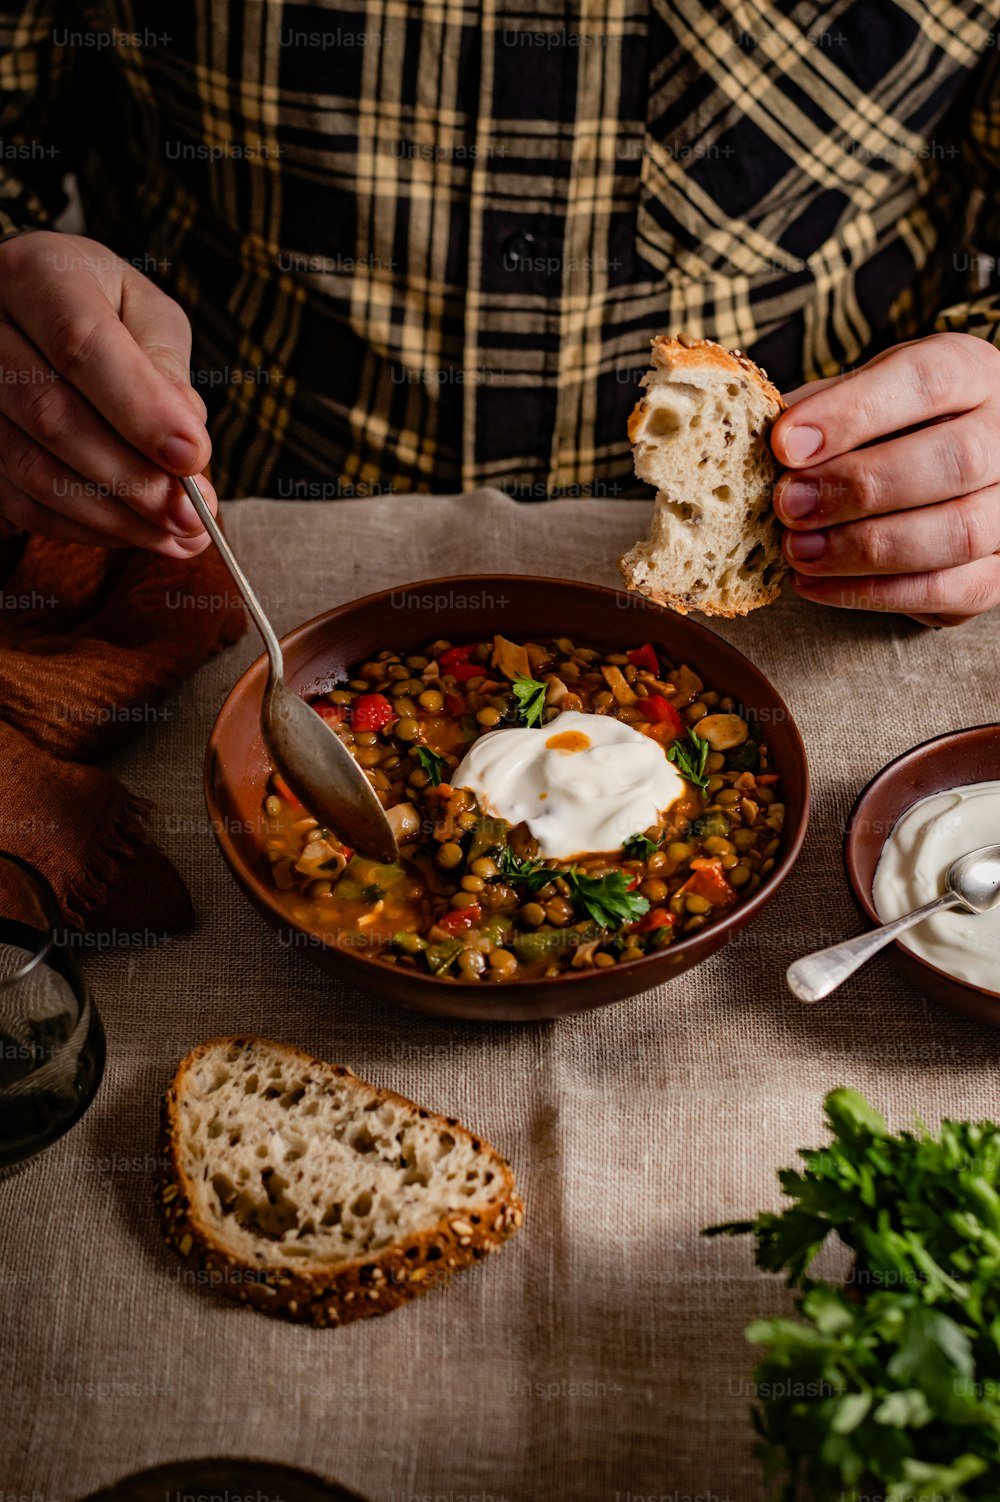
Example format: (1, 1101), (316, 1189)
(0, 0), (999, 499)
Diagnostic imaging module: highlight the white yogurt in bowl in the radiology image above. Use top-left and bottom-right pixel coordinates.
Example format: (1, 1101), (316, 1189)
(872, 781), (1000, 993)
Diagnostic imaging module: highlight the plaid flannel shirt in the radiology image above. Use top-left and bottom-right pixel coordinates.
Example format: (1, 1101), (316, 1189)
(1, 0), (999, 501)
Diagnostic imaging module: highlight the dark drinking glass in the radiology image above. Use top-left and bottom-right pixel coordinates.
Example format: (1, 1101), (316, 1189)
(0, 852), (105, 1170)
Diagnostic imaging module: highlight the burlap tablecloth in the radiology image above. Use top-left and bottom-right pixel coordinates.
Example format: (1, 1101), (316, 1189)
(4, 490), (1000, 1502)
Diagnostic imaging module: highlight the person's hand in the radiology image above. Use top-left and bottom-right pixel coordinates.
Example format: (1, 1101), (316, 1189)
(0, 230), (216, 555)
(770, 333), (1000, 626)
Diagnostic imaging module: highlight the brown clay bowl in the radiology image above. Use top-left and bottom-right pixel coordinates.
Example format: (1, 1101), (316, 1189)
(205, 575), (810, 1021)
(844, 724), (1000, 1027)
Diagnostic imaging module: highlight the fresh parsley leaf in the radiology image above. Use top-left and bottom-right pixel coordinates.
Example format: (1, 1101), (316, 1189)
(414, 746), (449, 786)
(565, 870), (649, 929)
(498, 845), (558, 896)
(667, 728), (711, 789)
(512, 674), (548, 728)
(622, 832), (661, 861)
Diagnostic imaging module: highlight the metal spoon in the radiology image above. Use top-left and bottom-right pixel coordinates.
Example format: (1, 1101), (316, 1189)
(786, 843), (1000, 1002)
(181, 476), (399, 863)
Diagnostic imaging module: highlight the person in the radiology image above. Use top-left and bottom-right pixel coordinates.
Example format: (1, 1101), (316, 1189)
(0, 2), (998, 627)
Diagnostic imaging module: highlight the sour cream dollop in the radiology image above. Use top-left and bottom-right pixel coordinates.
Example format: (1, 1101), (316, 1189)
(451, 710), (687, 859)
(872, 781), (1000, 991)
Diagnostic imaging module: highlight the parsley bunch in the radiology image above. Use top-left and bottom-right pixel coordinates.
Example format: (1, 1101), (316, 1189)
(706, 1089), (1000, 1501)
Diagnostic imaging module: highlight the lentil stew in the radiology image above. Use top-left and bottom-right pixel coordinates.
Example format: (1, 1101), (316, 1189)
(261, 634), (785, 983)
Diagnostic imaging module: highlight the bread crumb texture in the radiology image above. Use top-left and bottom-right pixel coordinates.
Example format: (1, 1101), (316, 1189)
(158, 1036), (523, 1325)
(620, 335), (788, 618)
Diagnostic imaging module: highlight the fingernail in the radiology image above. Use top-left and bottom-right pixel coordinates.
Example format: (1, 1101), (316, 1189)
(780, 480), (819, 520)
(787, 531), (828, 562)
(160, 435), (201, 471)
(168, 491), (204, 535)
(782, 425), (823, 464)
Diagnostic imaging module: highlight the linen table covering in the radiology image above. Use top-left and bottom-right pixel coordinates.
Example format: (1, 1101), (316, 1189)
(4, 490), (1000, 1502)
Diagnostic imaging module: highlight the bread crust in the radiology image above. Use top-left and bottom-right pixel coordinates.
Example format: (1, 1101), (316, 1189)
(647, 334), (785, 411)
(157, 1035), (524, 1326)
(614, 563), (785, 619)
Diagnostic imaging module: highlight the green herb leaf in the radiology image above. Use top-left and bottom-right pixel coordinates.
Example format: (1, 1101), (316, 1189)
(498, 845), (558, 896)
(704, 1091), (1000, 1499)
(727, 738), (759, 773)
(622, 832), (661, 860)
(512, 675), (548, 728)
(414, 746), (449, 786)
(667, 728), (711, 790)
(565, 870), (649, 929)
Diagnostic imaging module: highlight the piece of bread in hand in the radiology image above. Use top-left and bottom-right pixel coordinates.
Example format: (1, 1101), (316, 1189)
(158, 1036), (523, 1325)
(619, 334), (787, 617)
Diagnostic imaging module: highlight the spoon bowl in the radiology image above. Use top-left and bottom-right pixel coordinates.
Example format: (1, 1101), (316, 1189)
(181, 477), (398, 863)
(787, 842), (1000, 1003)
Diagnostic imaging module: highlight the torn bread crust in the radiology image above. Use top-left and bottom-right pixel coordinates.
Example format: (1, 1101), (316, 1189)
(157, 1035), (523, 1326)
(620, 335), (788, 618)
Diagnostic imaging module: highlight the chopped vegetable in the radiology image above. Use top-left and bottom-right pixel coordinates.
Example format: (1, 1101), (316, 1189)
(641, 694), (685, 737)
(678, 860), (738, 908)
(438, 644), (475, 669)
(512, 675), (549, 728)
(491, 634), (532, 682)
(351, 693), (395, 732)
(447, 660), (483, 683)
(627, 642), (659, 675)
(414, 747), (449, 786)
(726, 738), (760, 773)
(468, 816), (508, 862)
(437, 905), (482, 933)
(633, 906), (674, 933)
(314, 702), (346, 726)
(498, 845), (558, 896)
(424, 937), (464, 974)
(667, 728), (711, 789)
(600, 664), (638, 705)
(565, 870), (649, 929)
(705, 1090), (1000, 1502)
(622, 832), (661, 860)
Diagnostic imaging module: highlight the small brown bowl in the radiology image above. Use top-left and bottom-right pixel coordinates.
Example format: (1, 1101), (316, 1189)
(205, 575), (810, 1022)
(844, 724), (1000, 1027)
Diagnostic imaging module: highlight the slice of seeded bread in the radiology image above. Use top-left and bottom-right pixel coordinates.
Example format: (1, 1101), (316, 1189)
(619, 334), (788, 617)
(157, 1036), (523, 1326)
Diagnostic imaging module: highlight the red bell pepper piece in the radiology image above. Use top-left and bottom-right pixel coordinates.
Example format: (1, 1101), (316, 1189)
(680, 861), (739, 909)
(351, 693), (395, 732)
(438, 644), (475, 668)
(314, 701), (346, 725)
(641, 694), (685, 737)
(627, 642), (660, 676)
(632, 906), (673, 933)
(438, 905), (482, 933)
(448, 660), (483, 682)
(271, 772), (303, 808)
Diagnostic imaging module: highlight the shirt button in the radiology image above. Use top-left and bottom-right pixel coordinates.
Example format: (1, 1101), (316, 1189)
(502, 230), (538, 269)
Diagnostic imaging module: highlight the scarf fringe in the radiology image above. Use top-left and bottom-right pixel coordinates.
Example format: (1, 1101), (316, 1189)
(60, 793), (157, 930)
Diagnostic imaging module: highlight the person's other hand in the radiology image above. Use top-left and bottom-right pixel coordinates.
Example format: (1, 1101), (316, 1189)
(770, 333), (1000, 626)
(0, 230), (216, 555)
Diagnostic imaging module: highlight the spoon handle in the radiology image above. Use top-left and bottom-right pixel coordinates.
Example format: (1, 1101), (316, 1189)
(180, 476), (284, 681)
(786, 893), (958, 1003)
